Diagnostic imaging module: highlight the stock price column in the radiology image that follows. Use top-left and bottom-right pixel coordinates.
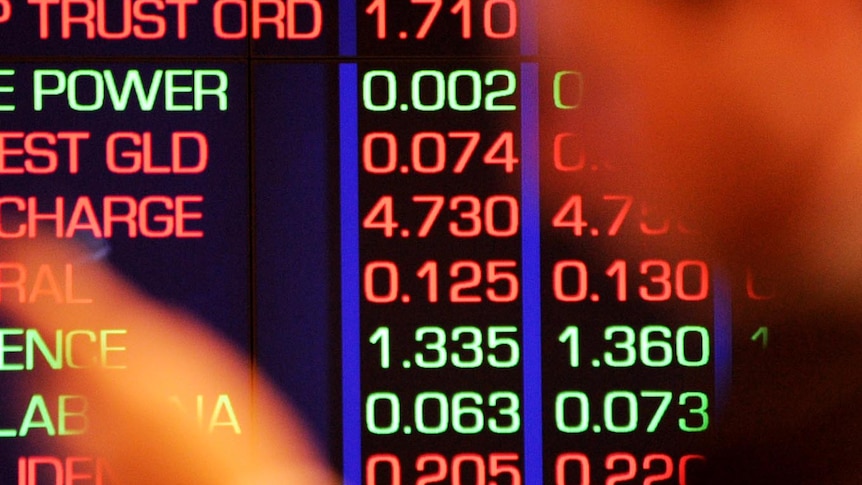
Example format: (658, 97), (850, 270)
(341, 1), (529, 483)
(538, 66), (716, 484)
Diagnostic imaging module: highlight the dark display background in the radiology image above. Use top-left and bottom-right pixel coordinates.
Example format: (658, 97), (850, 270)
(0, 2), (771, 483)
(0, 10), (338, 472)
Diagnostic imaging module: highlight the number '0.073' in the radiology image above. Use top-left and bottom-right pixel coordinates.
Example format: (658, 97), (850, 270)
(554, 390), (708, 434)
(362, 69), (517, 112)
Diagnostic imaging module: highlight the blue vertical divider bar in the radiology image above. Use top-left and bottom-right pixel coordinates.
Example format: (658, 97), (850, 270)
(340, 63), (360, 485)
(340, 1), (359, 481)
(339, 0), (356, 56)
(714, 268), (732, 416)
(521, 62), (542, 485)
(520, 0), (538, 56)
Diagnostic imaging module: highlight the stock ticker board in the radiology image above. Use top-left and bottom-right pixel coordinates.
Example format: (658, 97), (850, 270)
(0, 1), (778, 484)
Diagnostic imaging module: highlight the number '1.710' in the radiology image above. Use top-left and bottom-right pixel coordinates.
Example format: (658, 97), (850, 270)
(364, 0), (518, 40)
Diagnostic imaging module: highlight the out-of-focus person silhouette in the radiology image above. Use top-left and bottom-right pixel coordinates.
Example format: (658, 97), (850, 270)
(0, 237), (339, 484)
(543, 1), (862, 484)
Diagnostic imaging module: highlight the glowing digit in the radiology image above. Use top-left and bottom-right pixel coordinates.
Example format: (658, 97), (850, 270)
(412, 0), (443, 39)
(483, 0), (517, 39)
(555, 453), (590, 485)
(366, 454), (401, 485)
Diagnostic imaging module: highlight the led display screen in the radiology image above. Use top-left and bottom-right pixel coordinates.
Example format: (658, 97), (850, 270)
(0, 1), (787, 483)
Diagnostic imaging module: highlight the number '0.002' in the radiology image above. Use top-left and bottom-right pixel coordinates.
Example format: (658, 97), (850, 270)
(362, 69), (517, 112)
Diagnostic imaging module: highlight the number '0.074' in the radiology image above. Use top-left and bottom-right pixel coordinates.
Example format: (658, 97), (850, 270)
(363, 131), (518, 174)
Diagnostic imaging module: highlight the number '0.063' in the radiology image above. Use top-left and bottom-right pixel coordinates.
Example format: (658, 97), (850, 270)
(362, 69), (517, 112)
(365, 390), (520, 435)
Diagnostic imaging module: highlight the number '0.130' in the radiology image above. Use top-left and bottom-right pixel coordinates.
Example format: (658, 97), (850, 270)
(362, 70), (517, 112)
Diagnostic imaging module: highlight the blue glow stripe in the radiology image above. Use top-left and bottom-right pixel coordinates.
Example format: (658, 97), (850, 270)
(713, 267), (732, 417)
(340, 63), (360, 485)
(521, 62), (542, 485)
(339, 0), (356, 56)
(520, 0), (538, 56)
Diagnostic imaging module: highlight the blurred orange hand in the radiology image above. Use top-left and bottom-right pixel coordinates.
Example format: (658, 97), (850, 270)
(0, 237), (339, 484)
